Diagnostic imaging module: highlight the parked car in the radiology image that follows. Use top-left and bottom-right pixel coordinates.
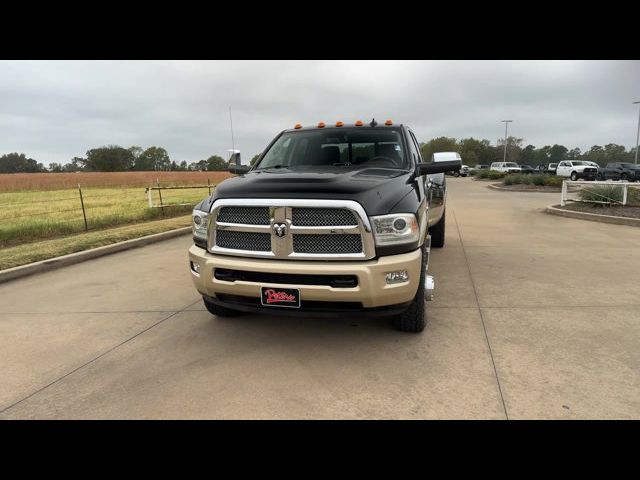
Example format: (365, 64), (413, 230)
(597, 162), (640, 181)
(556, 160), (598, 181)
(545, 163), (558, 175)
(518, 164), (536, 174)
(490, 162), (521, 174)
(189, 120), (461, 333)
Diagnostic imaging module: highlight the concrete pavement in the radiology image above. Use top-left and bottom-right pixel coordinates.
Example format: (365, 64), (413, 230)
(1, 178), (638, 419)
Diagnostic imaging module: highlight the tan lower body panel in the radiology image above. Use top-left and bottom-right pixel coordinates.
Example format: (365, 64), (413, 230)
(188, 245), (422, 309)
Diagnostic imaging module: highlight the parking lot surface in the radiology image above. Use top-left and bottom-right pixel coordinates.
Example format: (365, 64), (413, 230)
(1, 178), (639, 419)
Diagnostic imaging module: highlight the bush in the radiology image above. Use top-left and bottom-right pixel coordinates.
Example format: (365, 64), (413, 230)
(544, 176), (563, 187)
(487, 170), (505, 180)
(578, 185), (624, 204)
(504, 175), (514, 185)
(531, 174), (546, 186)
(469, 169), (478, 177)
(476, 169), (490, 179)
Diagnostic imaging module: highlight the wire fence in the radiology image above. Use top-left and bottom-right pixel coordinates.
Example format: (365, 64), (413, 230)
(560, 180), (640, 207)
(0, 181), (215, 247)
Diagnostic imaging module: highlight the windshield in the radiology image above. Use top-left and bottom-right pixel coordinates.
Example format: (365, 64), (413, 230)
(255, 128), (408, 171)
(571, 161), (588, 166)
(505, 163), (519, 167)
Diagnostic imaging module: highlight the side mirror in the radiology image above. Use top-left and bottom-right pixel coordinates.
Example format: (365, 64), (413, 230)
(417, 160), (462, 176)
(227, 151), (250, 174)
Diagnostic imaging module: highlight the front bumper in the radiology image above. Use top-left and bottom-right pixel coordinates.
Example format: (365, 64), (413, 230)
(188, 245), (422, 310)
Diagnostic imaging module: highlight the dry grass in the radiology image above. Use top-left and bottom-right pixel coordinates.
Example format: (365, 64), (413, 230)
(0, 171), (232, 192)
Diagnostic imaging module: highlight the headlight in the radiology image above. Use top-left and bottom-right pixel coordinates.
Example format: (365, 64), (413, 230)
(192, 209), (210, 241)
(370, 213), (419, 246)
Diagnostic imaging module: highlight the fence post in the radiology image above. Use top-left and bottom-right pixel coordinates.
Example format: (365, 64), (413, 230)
(157, 179), (165, 217)
(147, 187), (153, 208)
(207, 178), (212, 196)
(623, 183), (628, 206)
(561, 180), (567, 207)
(78, 184), (88, 231)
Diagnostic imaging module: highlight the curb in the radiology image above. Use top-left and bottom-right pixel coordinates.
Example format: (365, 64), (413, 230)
(0, 226), (191, 285)
(488, 183), (560, 193)
(545, 204), (640, 227)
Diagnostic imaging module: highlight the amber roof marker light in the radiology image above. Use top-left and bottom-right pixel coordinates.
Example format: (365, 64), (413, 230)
(317, 121), (326, 128)
(294, 123), (302, 129)
(385, 119), (393, 125)
(355, 120), (363, 126)
(335, 121), (344, 127)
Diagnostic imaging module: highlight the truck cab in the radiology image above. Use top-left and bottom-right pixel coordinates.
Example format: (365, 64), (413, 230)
(188, 120), (460, 332)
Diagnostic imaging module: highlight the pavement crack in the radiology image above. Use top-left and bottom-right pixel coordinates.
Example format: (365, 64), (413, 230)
(452, 209), (509, 420)
(0, 298), (201, 416)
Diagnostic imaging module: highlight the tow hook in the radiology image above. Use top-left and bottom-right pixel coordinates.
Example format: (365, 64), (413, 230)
(424, 274), (435, 301)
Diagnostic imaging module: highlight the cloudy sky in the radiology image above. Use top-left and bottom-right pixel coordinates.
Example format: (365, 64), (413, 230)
(1, 60), (639, 166)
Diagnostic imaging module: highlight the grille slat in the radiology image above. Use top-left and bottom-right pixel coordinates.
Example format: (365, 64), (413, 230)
(216, 230), (271, 251)
(218, 206), (270, 225)
(293, 234), (362, 254)
(292, 208), (356, 226)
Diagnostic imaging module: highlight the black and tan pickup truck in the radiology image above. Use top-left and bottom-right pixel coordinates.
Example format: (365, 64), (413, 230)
(188, 119), (460, 332)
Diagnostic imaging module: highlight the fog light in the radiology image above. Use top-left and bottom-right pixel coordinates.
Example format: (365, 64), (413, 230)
(385, 270), (409, 284)
(190, 261), (201, 275)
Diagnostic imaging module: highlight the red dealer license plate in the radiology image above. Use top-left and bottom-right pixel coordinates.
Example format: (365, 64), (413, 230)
(260, 287), (301, 308)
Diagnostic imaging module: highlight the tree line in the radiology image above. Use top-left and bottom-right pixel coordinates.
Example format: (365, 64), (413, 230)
(0, 146), (232, 174)
(1, 138), (637, 174)
(419, 137), (638, 167)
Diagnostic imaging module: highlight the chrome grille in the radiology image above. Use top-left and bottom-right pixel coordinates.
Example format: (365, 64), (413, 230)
(217, 206), (270, 225)
(292, 208), (357, 226)
(215, 230), (271, 251)
(293, 234), (362, 254)
(209, 199), (375, 260)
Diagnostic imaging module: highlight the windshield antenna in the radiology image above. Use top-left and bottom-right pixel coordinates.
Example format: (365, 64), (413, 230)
(370, 118), (377, 127)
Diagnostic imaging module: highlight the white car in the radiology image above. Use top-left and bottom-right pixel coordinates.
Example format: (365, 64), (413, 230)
(490, 162), (521, 173)
(555, 160), (598, 181)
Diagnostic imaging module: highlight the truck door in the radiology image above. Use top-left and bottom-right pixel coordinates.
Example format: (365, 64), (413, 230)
(557, 161), (569, 177)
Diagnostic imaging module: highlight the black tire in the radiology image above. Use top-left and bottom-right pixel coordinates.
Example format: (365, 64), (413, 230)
(429, 209), (445, 248)
(392, 243), (427, 333)
(621, 173), (628, 181)
(570, 171), (578, 181)
(597, 173), (603, 181)
(453, 171), (460, 177)
(203, 297), (244, 317)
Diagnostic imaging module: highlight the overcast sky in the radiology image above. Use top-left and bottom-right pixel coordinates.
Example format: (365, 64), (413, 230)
(1, 60), (639, 166)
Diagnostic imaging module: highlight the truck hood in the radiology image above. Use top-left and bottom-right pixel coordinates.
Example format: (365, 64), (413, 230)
(203, 166), (416, 216)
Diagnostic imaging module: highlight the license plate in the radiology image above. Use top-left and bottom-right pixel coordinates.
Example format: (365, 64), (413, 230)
(260, 286), (301, 308)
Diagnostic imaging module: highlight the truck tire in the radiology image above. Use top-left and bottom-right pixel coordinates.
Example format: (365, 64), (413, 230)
(570, 171), (578, 181)
(203, 297), (244, 317)
(393, 243), (427, 333)
(429, 209), (446, 248)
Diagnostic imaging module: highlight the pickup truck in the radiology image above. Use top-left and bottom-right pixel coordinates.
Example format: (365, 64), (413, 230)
(555, 160), (598, 181)
(597, 162), (640, 181)
(188, 120), (460, 333)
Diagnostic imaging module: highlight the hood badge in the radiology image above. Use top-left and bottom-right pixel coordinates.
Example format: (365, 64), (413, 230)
(272, 223), (288, 237)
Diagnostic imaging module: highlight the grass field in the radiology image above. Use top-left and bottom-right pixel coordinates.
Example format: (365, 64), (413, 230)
(0, 171), (232, 261)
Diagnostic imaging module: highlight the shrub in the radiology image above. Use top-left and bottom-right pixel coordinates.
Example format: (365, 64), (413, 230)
(544, 176), (563, 187)
(477, 170), (490, 179)
(531, 174), (546, 186)
(487, 170), (505, 180)
(469, 169), (478, 176)
(578, 185), (624, 204)
(504, 175), (514, 185)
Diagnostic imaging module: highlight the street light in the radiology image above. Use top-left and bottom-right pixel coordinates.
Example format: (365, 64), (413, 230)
(501, 120), (513, 162)
(634, 101), (640, 164)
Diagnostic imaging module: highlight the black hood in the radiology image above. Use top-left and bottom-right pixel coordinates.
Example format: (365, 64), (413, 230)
(200, 166), (416, 216)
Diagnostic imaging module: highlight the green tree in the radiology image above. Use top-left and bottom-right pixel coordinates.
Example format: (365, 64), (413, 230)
(419, 137), (458, 162)
(49, 162), (64, 172)
(82, 146), (134, 171)
(207, 155), (227, 171)
(548, 144), (568, 162)
(135, 146), (171, 171)
(0, 153), (45, 173)
(520, 144), (536, 165)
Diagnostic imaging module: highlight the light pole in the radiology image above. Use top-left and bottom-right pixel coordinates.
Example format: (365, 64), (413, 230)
(501, 120), (513, 162)
(634, 101), (640, 164)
